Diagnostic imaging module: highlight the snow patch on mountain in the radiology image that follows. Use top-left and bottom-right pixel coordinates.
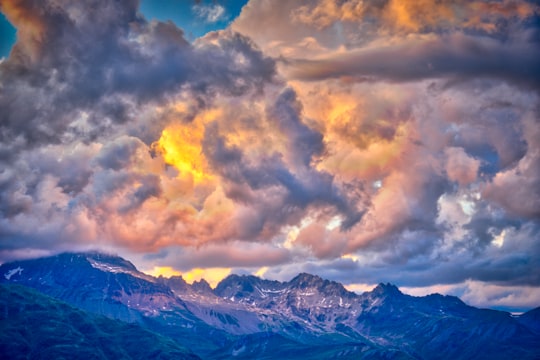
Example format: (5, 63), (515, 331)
(4, 267), (23, 280)
(86, 256), (154, 282)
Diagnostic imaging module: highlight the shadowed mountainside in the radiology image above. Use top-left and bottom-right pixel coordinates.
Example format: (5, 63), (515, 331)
(0, 283), (200, 360)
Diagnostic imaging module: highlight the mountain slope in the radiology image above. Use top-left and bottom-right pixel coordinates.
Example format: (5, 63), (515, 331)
(0, 252), (182, 322)
(208, 332), (414, 360)
(0, 283), (200, 360)
(518, 306), (540, 334)
(352, 285), (540, 359)
(2, 252), (540, 360)
(0, 252), (231, 356)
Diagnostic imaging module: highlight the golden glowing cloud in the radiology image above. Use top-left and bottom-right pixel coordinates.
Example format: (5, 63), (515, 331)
(182, 267), (231, 288)
(143, 266), (231, 288)
(153, 108), (222, 184)
(383, 0), (538, 33)
(254, 266), (269, 278)
(144, 266), (183, 278)
(286, 0), (539, 36)
(155, 126), (209, 183)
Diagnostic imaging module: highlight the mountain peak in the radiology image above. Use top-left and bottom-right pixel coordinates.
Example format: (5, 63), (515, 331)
(218, 273), (264, 286)
(192, 279), (213, 293)
(372, 282), (402, 297)
(289, 272), (323, 287)
(214, 274), (260, 298)
(160, 275), (190, 292)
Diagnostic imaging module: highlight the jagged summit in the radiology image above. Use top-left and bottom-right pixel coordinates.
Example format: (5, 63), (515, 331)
(289, 273), (353, 299)
(192, 279), (213, 293)
(160, 275), (190, 292)
(218, 273), (260, 283)
(214, 274), (258, 293)
(371, 282), (403, 297)
(289, 272), (323, 286)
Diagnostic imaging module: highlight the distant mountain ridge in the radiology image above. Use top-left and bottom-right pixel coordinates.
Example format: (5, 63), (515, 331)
(1, 252), (539, 359)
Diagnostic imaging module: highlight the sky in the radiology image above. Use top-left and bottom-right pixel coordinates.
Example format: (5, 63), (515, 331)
(0, 0), (539, 313)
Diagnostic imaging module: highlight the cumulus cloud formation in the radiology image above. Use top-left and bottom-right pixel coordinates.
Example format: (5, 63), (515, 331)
(0, 0), (539, 310)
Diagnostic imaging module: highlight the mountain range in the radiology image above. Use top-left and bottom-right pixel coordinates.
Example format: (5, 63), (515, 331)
(1, 252), (539, 359)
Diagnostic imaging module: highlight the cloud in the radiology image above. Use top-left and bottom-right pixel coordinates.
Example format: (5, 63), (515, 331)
(445, 147), (481, 185)
(0, 0), (539, 311)
(195, 87), (365, 241)
(293, 222), (348, 259)
(138, 242), (292, 271)
(283, 33), (540, 89)
(290, 0), (538, 33)
(96, 136), (147, 171)
(267, 88), (325, 167)
(193, 3), (227, 23)
(0, 0), (275, 153)
(482, 111), (540, 218)
(261, 218), (540, 291)
(234, 0), (540, 92)
(458, 280), (540, 311)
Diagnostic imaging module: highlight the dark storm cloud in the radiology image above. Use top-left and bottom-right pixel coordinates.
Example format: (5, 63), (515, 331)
(0, 0), (275, 153)
(118, 174), (161, 214)
(461, 215), (521, 251)
(285, 32), (540, 89)
(96, 136), (145, 171)
(191, 30), (275, 96)
(266, 88), (324, 167)
(90, 170), (133, 202)
(264, 219), (540, 289)
(0, 0), (143, 147)
(202, 87), (363, 239)
(0, 168), (32, 218)
(445, 92), (529, 175)
(203, 124), (360, 238)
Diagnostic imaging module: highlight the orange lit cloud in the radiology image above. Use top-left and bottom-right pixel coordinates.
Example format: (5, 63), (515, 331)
(290, 0), (538, 33)
(153, 107), (221, 185)
(144, 266), (183, 278)
(143, 266), (231, 288)
(181, 267), (231, 288)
